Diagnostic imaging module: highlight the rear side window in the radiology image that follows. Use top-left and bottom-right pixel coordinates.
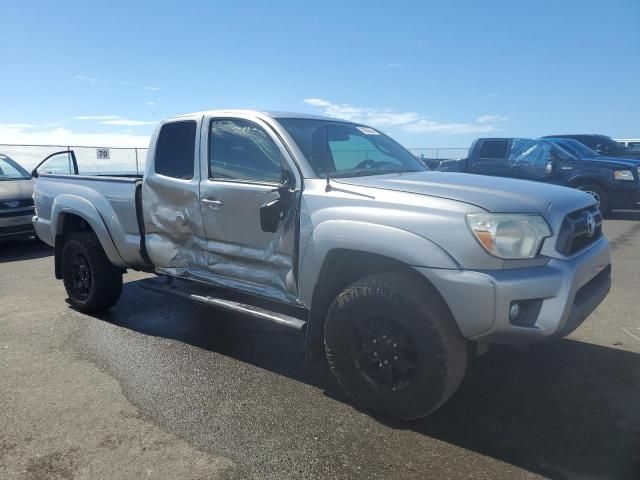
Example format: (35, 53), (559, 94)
(154, 121), (196, 179)
(572, 136), (599, 149)
(477, 140), (508, 159)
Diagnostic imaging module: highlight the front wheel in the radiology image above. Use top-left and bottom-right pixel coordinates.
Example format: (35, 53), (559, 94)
(324, 273), (467, 420)
(61, 231), (123, 313)
(576, 184), (609, 214)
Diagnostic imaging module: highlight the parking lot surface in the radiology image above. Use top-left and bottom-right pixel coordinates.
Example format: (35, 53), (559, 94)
(1, 212), (640, 479)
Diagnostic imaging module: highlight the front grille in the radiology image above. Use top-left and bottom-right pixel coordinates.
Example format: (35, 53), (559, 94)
(556, 205), (602, 256)
(0, 198), (33, 209)
(0, 224), (34, 235)
(0, 207), (34, 218)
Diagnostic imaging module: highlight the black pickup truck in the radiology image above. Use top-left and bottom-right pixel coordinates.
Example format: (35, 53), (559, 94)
(438, 138), (640, 213)
(542, 134), (640, 160)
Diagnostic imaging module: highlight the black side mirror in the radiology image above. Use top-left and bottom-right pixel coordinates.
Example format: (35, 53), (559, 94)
(545, 160), (554, 174)
(31, 168), (39, 178)
(594, 144), (607, 155)
(260, 170), (296, 233)
(281, 169), (295, 189)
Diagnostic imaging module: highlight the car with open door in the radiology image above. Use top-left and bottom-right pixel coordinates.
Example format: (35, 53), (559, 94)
(0, 153), (36, 240)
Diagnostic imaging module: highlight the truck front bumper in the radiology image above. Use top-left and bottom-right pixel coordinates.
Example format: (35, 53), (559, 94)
(416, 236), (611, 343)
(609, 187), (640, 210)
(0, 212), (35, 239)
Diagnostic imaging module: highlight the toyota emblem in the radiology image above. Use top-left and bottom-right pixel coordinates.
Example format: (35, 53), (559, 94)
(5, 201), (20, 208)
(586, 212), (596, 237)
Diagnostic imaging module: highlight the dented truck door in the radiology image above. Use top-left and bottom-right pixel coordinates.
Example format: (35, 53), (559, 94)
(196, 115), (300, 304)
(142, 117), (207, 275)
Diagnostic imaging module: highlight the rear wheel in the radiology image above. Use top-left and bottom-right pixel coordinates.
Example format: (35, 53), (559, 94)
(61, 231), (122, 312)
(324, 273), (467, 420)
(576, 184), (609, 214)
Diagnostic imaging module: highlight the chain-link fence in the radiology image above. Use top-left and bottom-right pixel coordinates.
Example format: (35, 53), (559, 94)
(0, 143), (469, 176)
(0, 144), (148, 175)
(407, 147), (469, 160)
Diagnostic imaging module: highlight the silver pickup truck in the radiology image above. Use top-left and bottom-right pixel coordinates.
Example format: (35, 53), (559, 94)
(33, 110), (612, 419)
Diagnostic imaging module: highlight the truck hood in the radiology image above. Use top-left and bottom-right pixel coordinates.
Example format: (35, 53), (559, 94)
(0, 178), (34, 201)
(336, 171), (594, 214)
(613, 150), (640, 160)
(584, 156), (640, 168)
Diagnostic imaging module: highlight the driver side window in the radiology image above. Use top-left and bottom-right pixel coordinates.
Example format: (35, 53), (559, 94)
(209, 119), (284, 184)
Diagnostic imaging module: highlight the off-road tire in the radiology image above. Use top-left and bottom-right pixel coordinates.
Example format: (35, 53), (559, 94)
(61, 231), (123, 313)
(324, 273), (467, 420)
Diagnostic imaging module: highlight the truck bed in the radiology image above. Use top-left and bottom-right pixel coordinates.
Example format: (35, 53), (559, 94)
(33, 174), (148, 269)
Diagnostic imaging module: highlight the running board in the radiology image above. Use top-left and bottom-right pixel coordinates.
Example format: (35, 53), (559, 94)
(139, 277), (307, 333)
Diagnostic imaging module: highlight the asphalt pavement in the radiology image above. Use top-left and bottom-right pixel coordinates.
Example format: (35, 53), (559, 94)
(1, 212), (639, 479)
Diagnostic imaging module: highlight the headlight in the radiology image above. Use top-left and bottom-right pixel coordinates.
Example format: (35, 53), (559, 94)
(614, 170), (635, 181)
(466, 213), (552, 259)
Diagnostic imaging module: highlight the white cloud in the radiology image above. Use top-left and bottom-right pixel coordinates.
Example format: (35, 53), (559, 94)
(303, 98), (332, 108)
(402, 120), (498, 134)
(74, 115), (119, 120)
(303, 98), (508, 135)
(145, 102), (156, 106)
(0, 123), (37, 129)
(476, 114), (509, 123)
(0, 124), (150, 147)
(74, 115), (157, 127)
(75, 75), (160, 91)
(100, 119), (157, 126)
(386, 63), (406, 68)
(302, 98), (421, 127)
(75, 74), (97, 83)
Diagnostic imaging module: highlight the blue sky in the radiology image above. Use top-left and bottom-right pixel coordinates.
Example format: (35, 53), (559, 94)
(1, 0), (638, 149)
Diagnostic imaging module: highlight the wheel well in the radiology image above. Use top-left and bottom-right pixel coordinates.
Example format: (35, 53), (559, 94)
(304, 249), (447, 361)
(54, 213), (92, 279)
(568, 177), (607, 191)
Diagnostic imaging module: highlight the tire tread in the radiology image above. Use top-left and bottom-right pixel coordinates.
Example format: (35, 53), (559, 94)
(61, 231), (122, 312)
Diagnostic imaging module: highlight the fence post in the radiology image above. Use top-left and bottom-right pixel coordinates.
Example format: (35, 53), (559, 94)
(135, 149), (139, 174)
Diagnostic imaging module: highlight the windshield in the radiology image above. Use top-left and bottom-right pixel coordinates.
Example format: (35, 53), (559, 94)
(0, 155), (31, 180)
(278, 118), (426, 178)
(547, 138), (599, 158)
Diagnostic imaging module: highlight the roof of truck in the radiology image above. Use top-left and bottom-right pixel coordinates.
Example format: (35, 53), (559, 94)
(170, 109), (342, 122)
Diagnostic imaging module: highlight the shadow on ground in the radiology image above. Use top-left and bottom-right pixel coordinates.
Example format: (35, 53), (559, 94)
(0, 237), (52, 263)
(96, 280), (640, 479)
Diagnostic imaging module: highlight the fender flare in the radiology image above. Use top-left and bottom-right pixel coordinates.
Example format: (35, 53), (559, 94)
(51, 195), (126, 269)
(566, 174), (608, 189)
(297, 220), (459, 308)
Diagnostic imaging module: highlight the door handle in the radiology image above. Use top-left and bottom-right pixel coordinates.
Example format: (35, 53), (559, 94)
(175, 211), (188, 225)
(202, 198), (224, 207)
